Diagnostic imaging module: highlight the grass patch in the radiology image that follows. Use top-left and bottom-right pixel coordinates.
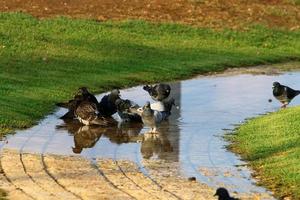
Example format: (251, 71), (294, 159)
(0, 12), (300, 134)
(228, 107), (300, 199)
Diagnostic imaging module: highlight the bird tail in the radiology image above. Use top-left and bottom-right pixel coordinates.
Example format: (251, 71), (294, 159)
(91, 116), (117, 126)
(59, 111), (75, 119)
(91, 117), (109, 126)
(296, 90), (300, 95)
(56, 102), (70, 108)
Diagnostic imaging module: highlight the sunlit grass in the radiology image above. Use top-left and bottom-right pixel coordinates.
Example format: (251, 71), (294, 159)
(228, 107), (300, 199)
(0, 12), (300, 134)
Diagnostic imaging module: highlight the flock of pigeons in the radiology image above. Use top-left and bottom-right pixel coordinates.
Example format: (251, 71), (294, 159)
(56, 83), (175, 133)
(54, 81), (299, 200)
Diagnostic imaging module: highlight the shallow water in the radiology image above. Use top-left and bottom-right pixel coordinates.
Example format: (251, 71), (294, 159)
(3, 71), (300, 198)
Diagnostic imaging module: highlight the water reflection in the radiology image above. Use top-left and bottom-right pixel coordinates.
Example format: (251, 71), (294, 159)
(4, 71), (300, 197)
(141, 125), (174, 160)
(56, 115), (179, 162)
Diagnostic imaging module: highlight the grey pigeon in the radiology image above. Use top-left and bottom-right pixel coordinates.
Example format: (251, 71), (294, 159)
(56, 87), (98, 119)
(214, 188), (239, 200)
(98, 89), (121, 117)
(143, 83), (171, 101)
(141, 101), (167, 133)
(115, 98), (142, 122)
(74, 100), (108, 126)
(273, 82), (300, 108)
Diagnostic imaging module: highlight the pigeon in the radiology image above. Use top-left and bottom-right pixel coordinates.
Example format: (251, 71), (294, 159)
(143, 83), (171, 101)
(272, 82), (300, 108)
(76, 87), (99, 105)
(98, 89), (121, 117)
(74, 100), (109, 126)
(56, 87), (98, 119)
(214, 188), (239, 200)
(141, 101), (167, 133)
(150, 97), (175, 119)
(115, 98), (142, 122)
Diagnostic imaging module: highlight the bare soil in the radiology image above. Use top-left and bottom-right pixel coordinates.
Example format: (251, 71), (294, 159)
(0, 150), (274, 200)
(0, 0), (300, 29)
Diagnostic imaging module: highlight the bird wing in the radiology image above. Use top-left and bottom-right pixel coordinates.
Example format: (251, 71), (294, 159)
(75, 102), (98, 121)
(154, 111), (163, 123)
(286, 86), (300, 99)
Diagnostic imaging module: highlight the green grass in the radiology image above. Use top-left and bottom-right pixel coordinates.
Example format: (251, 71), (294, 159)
(0, 12), (300, 134)
(228, 107), (300, 199)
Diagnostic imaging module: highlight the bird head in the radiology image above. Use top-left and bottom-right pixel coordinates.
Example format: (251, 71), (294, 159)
(77, 87), (89, 96)
(110, 89), (121, 101)
(214, 187), (231, 198)
(143, 101), (151, 110)
(272, 82), (280, 89)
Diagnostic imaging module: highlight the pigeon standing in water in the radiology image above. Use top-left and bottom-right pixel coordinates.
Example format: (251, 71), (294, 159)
(214, 188), (239, 200)
(56, 87), (98, 119)
(115, 98), (142, 122)
(74, 99), (108, 126)
(143, 83), (171, 101)
(272, 82), (300, 108)
(98, 89), (121, 117)
(141, 101), (166, 133)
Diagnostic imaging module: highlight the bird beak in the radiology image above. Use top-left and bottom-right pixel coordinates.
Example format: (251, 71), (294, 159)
(213, 193), (217, 196)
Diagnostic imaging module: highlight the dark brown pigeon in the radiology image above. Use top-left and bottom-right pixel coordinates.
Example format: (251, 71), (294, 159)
(74, 100), (108, 126)
(56, 87), (98, 119)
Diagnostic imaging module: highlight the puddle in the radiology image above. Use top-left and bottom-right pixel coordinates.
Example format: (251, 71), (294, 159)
(2, 70), (300, 198)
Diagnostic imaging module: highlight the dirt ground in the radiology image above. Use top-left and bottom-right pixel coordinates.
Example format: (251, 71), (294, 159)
(0, 149), (215, 200)
(0, 0), (299, 29)
(0, 149), (274, 200)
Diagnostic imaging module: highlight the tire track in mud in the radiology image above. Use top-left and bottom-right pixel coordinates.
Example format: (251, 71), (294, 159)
(40, 131), (84, 200)
(112, 143), (161, 200)
(19, 153), (57, 198)
(0, 135), (36, 200)
(17, 123), (60, 199)
(90, 160), (136, 199)
(114, 160), (161, 200)
(0, 149), (35, 200)
(40, 154), (83, 200)
(133, 140), (183, 200)
(87, 145), (137, 200)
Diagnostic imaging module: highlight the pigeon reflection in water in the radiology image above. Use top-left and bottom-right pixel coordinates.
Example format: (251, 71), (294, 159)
(102, 122), (143, 144)
(141, 126), (173, 160)
(56, 121), (105, 154)
(72, 125), (105, 154)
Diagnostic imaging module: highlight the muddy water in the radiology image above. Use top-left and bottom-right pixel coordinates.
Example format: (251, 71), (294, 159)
(3, 71), (300, 198)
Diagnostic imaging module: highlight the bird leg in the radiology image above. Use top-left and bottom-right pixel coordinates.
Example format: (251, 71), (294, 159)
(150, 127), (159, 134)
(281, 103), (288, 109)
